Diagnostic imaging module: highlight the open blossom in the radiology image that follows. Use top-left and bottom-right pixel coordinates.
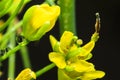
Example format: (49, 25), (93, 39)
(49, 31), (105, 80)
(22, 3), (60, 41)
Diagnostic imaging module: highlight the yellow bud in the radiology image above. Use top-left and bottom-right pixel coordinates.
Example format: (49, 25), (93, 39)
(15, 68), (36, 80)
(23, 3), (60, 41)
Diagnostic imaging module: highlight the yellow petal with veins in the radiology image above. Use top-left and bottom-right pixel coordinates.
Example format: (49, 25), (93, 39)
(81, 70), (105, 79)
(69, 60), (95, 72)
(82, 41), (95, 55)
(60, 31), (74, 53)
(49, 52), (66, 69)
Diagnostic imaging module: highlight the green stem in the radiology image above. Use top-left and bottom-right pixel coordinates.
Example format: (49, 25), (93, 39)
(7, 20), (17, 80)
(20, 46), (31, 68)
(8, 33), (16, 80)
(59, 0), (77, 35)
(0, 0), (24, 32)
(0, 39), (8, 49)
(0, 0), (13, 18)
(36, 63), (55, 77)
(8, 54), (15, 80)
(0, 39), (29, 62)
(0, 21), (23, 45)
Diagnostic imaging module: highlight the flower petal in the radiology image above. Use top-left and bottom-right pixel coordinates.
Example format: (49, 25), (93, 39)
(84, 53), (93, 60)
(81, 70), (105, 79)
(82, 41), (95, 53)
(69, 60), (95, 72)
(67, 48), (92, 60)
(49, 52), (66, 69)
(60, 31), (74, 53)
(49, 35), (60, 52)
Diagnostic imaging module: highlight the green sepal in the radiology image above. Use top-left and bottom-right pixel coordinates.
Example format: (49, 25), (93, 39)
(29, 21), (51, 41)
(22, 5), (36, 38)
(49, 35), (60, 52)
(58, 69), (75, 80)
(91, 32), (99, 42)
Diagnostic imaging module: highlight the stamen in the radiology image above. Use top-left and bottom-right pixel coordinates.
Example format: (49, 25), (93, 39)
(95, 12), (101, 33)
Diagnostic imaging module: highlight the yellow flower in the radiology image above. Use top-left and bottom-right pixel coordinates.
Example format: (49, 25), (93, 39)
(49, 31), (105, 79)
(15, 68), (36, 80)
(23, 3), (60, 41)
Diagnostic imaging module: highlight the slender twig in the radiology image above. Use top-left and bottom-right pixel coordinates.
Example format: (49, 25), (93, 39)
(0, 21), (23, 43)
(20, 46), (31, 68)
(59, 0), (77, 35)
(7, 20), (16, 80)
(8, 32), (16, 80)
(36, 63), (55, 77)
(0, 0), (24, 32)
(0, 39), (29, 62)
(0, 0), (13, 18)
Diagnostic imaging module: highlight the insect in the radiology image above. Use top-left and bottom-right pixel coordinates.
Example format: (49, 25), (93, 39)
(15, 68), (36, 80)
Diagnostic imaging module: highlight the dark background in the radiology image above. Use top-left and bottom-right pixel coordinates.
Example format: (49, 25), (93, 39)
(1, 0), (120, 80)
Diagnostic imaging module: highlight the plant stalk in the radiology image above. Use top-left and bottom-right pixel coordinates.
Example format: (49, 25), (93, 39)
(0, 39), (29, 62)
(59, 0), (77, 35)
(36, 63), (55, 77)
(8, 20), (16, 80)
(8, 33), (16, 80)
(0, 0), (24, 32)
(20, 46), (31, 68)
